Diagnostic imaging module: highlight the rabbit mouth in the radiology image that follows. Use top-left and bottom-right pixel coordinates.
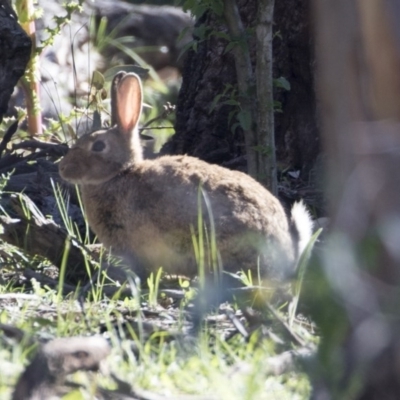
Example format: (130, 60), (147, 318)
(58, 171), (84, 185)
(59, 170), (109, 185)
(59, 162), (90, 185)
(59, 164), (119, 186)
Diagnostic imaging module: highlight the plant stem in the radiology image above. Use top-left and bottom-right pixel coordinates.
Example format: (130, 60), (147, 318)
(256, 0), (277, 194)
(17, 0), (42, 136)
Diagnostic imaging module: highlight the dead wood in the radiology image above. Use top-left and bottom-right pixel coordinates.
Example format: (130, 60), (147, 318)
(0, 193), (93, 284)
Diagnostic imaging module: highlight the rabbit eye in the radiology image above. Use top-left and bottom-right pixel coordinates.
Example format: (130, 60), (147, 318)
(92, 140), (106, 152)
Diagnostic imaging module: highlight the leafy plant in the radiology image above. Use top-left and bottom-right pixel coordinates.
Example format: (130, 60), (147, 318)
(15, 0), (84, 137)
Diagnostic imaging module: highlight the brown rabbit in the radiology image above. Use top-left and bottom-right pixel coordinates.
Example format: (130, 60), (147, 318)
(59, 72), (313, 281)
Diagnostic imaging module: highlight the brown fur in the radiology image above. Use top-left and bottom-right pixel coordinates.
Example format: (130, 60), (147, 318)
(59, 72), (311, 279)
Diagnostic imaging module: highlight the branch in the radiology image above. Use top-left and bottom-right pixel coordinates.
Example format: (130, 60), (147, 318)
(0, 194), (94, 284)
(141, 102), (175, 130)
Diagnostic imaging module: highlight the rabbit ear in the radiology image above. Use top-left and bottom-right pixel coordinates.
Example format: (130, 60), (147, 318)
(115, 73), (143, 135)
(110, 72), (126, 126)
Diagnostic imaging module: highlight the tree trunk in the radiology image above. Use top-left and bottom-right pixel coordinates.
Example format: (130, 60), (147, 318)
(165, 0), (319, 197)
(273, 0), (319, 176)
(256, 0), (277, 194)
(0, 0), (31, 122)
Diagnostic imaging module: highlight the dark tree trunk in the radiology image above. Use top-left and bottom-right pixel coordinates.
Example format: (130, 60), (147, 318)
(273, 0), (319, 175)
(165, 0), (319, 191)
(0, 0), (31, 122)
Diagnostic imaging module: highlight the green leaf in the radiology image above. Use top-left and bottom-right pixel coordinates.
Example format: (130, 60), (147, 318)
(178, 40), (197, 60)
(253, 144), (272, 156)
(212, 1), (224, 16)
(274, 100), (283, 112)
(228, 110), (236, 125)
(67, 124), (77, 140)
(193, 24), (209, 40)
(211, 31), (230, 41)
(210, 94), (223, 113)
(237, 110), (252, 131)
(177, 26), (191, 43)
(91, 70), (105, 90)
(224, 41), (237, 54)
(223, 99), (240, 106)
(61, 389), (85, 399)
(231, 122), (240, 134)
(274, 77), (291, 91)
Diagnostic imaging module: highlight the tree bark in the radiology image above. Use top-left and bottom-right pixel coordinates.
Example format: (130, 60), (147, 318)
(0, 0), (31, 122)
(256, 0), (277, 194)
(223, 0), (258, 180)
(273, 0), (319, 176)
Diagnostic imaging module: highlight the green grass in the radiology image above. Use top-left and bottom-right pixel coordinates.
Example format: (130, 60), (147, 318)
(0, 180), (317, 399)
(0, 284), (312, 399)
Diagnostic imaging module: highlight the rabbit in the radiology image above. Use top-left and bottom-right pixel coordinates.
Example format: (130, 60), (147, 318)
(59, 72), (313, 281)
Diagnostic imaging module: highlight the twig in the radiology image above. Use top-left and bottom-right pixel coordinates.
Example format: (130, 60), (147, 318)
(140, 102), (175, 130)
(226, 309), (249, 339)
(140, 126), (174, 131)
(11, 143), (68, 161)
(12, 140), (67, 152)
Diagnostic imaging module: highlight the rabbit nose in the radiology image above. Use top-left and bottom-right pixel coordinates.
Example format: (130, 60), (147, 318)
(58, 162), (66, 174)
(59, 155), (71, 172)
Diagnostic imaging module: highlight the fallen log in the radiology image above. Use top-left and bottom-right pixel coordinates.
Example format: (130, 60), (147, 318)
(0, 193), (94, 284)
